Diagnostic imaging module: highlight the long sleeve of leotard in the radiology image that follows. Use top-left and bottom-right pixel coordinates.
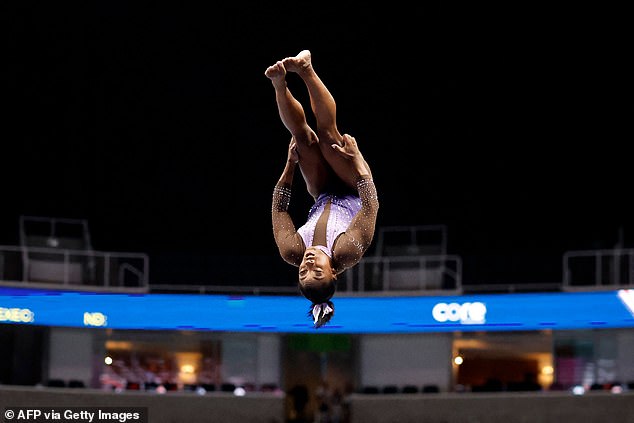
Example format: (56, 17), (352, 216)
(272, 183), (304, 267)
(331, 176), (379, 273)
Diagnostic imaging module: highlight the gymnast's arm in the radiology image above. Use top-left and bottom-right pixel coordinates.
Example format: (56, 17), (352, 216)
(271, 138), (304, 267)
(333, 176), (379, 271)
(332, 135), (380, 271)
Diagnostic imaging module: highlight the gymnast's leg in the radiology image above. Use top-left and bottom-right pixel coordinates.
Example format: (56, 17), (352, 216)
(283, 50), (371, 189)
(282, 50), (341, 144)
(265, 60), (330, 199)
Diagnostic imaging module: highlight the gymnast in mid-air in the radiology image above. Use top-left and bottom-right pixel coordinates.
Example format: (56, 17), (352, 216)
(266, 50), (379, 328)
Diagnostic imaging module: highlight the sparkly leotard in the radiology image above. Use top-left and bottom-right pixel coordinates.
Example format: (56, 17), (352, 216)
(272, 176), (379, 273)
(297, 194), (362, 258)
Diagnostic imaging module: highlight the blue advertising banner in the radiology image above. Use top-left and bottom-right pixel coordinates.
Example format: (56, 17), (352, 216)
(1, 286), (633, 333)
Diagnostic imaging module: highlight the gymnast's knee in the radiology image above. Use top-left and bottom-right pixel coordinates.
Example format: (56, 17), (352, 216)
(316, 128), (341, 146)
(294, 127), (319, 147)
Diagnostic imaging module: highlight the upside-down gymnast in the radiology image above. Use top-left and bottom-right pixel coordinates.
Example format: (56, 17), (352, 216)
(266, 50), (379, 328)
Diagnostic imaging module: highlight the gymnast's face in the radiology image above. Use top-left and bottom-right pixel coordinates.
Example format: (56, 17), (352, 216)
(299, 247), (336, 286)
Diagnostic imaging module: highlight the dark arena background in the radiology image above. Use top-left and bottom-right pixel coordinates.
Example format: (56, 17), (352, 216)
(2, 3), (633, 423)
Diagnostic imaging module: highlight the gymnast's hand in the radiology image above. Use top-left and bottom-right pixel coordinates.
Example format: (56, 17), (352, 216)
(287, 137), (299, 164)
(331, 134), (369, 175)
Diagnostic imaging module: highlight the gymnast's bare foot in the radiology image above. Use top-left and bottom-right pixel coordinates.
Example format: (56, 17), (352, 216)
(282, 50), (312, 74)
(265, 61), (286, 88)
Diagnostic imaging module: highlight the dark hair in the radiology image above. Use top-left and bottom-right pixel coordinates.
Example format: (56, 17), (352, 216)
(298, 281), (336, 328)
(307, 300), (335, 328)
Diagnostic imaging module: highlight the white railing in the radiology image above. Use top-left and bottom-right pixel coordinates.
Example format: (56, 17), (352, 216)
(0, 245), (149, 290)
(374, 225), (448, 257)
(150, 255), (463, 296)
(342, 254), (463, 294)
(563, 248), (634, 289)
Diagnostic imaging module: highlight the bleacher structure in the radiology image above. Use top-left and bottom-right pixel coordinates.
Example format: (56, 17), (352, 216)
(563, 247), (634, 289)
(342, 225), (463, 294)
(2, 218), (631, 295)
(0, 216), (149, 291)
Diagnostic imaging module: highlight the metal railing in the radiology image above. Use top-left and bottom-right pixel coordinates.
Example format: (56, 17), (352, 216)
(563, 248), (634, 289)
(0, 245), (149, 290)
(374, 225), (448, 257)
(149, 254), (463, 296)
(12, 244), (631, 295)
(342, 254), (463, 294)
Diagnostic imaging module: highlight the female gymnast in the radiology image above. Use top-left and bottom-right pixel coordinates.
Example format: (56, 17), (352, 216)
(266, 50), (379, 328)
